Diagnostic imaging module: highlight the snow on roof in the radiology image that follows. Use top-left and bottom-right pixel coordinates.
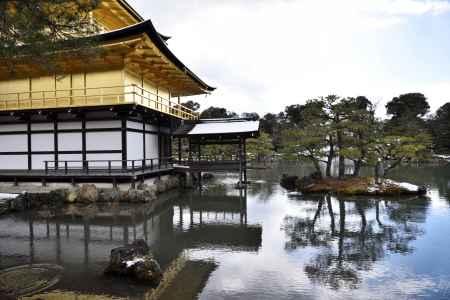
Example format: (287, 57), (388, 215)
(187, 120), (260, 135)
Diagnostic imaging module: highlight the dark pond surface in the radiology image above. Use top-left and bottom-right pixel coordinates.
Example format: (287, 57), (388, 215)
(1, 162), (450, 299)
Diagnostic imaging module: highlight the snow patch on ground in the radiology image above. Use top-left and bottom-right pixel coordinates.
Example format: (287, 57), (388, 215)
(367, 186), (380, 193)
(0, 193), (19, 200)
(384, 179), (419, 192)
(125, 258), (145, 268)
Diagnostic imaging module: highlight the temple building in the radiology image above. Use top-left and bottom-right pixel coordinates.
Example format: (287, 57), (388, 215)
(0, 1), (214, 183)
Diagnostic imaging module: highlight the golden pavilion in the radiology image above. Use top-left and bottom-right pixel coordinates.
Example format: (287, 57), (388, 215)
(0, 0), (215, 183)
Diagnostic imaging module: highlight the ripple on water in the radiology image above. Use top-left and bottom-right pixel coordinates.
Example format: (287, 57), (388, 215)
(0, 264), (64, 297)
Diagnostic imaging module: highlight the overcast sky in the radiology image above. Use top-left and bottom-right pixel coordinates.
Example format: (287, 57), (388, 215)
(128, 0), (450, 117)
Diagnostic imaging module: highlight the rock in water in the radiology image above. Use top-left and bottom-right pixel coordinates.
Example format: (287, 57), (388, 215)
(280, 174), (299, 190)
(104, 239), (162, 285)
(78, 184), (98, 203)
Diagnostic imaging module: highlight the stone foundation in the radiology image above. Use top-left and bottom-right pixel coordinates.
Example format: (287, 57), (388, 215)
(1, 174), (183, 214)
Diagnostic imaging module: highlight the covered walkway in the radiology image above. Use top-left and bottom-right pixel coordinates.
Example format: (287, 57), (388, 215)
(173, 118), (260, 184)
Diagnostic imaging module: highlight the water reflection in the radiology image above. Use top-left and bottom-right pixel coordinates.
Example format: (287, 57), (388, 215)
(2, 163), (450, 300)
(0, 188), (261, 298)
(282, 195), (430, 290)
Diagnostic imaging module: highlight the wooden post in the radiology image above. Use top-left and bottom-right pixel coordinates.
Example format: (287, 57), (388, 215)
(188, 138), (192, 161)
(178, 138), (182, 161)
(243, 138), (247, 184)
(239, 137), (243, 185)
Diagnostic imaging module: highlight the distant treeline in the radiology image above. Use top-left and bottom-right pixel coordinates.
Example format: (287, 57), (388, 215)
(182, 93), (449, 177)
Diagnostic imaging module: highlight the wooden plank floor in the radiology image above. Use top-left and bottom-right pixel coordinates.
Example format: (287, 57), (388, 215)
(0, 167), (174, 181)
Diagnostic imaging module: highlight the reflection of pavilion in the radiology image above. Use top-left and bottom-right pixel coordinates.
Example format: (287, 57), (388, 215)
(0, 189), (261, 297)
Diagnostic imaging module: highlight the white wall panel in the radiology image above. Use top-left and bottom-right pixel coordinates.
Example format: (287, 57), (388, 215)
(31, 123), (53, 131)
(0, 155), (28, 169)
(59, 154), (83, 168)
(86, 132), (121, 151)
(58, 122), (82, 130)
(32, 154), (54, 169)
(0, 135), (27, 152)
(86, 120), (121, 129)
(86, 153), (122, 167)
(145, 133), (159, 160)
(32, 134), (53, 151)
(0, 124), (26, 132)
(127, 120), (143, 130)
(127, 131), (143, 160)
(58, 133), (82, 151)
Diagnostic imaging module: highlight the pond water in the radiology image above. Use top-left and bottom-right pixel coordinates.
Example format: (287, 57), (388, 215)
(1, 162), (450, 299)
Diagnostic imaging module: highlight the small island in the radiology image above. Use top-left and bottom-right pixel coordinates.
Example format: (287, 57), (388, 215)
(281, 173), (427, 196)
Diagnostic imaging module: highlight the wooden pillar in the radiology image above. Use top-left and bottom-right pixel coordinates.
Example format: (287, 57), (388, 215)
(143, 120), (146, 161)
(121, 117), (127, 169)
(188, 138), (192, 161)
(81, 114), (87, 169)
(54, 118), (58, 168)
(243, 138), (247, 184)
(239, 137), (243, 184)
(27, 118), (32, 170)
(178, 138), (182, 161)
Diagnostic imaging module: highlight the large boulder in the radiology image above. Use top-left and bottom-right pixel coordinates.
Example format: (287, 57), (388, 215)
(99, 188), (121, 202)
(127, 188), (147, 203)
(48, 189), (67, 205)
(65, 188), (79, 203)
(104, 239), (162, 285)
(78, 184), (98, 203)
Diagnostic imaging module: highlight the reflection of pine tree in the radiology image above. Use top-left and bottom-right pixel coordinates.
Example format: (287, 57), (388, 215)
(281, 196), (429, 290)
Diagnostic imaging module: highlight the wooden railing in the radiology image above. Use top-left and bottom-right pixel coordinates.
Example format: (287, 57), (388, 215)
(44, 157), (173, 175)
(0, 84), (198, 120)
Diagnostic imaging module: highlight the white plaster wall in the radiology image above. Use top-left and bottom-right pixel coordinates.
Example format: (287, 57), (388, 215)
(127, 120), (143, 130)
(86, 120), (121, 129)
(58, 133), (82, 151)
(0, 135), (27, 152)
(86, 132), (121, 151)
(127, 131), (143, 161)
(31, 123), (53, 131)
(0, 155), (28, 169)
(86, 153), (122, 167)
(145, 133), (159, 160)
(32, 154), (54, 169)
(59, 154), (83, 168)
(58, 121), (82, 130)
(0, 124), (26, 132)
(31, 134), (53, 151)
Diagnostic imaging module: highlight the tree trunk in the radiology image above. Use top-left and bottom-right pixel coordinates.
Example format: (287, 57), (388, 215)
(338, 199), (345, 265)
(312, 159), (322, 178)
(353, 159), (361, 177)
(312, 200), (324, 227)
(374, 161), (381, 184)
(337, 131), (345, 179)
(326, 138), (334, 177)
(326, 195), (335, 234)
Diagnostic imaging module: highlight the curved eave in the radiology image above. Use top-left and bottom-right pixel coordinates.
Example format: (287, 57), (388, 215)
(115, 1), (171, 42)
(117, 0), (144, 22)
(97, 20), (215, 93)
